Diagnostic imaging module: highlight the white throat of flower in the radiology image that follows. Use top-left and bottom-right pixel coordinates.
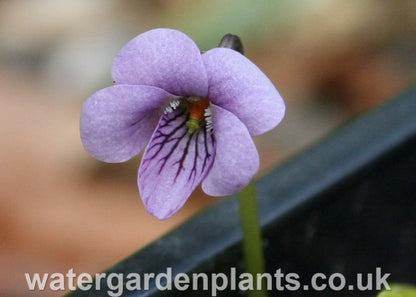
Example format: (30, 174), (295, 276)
(163, 100), (180, 114)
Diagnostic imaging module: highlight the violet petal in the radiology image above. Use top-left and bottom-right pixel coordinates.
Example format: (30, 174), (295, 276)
(138, 106), (215, 219)
(202, 104), (259, 196)
(202, 48), (285, 136)
(112, 28), (208, 97)
(80, 85), (175, 162)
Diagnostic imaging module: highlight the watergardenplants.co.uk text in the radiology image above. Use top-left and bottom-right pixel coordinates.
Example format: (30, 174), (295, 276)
(25, 267), (391, 296)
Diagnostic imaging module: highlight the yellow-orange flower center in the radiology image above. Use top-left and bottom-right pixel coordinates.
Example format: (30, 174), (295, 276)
(186, 98), (210, 133)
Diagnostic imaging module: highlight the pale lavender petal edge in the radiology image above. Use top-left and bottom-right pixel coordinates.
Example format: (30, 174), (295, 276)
(112, 28), (208, 97)
(202, 48), (285, 136)
(80, 84), (175, 163)
(202, 104), (259, 196)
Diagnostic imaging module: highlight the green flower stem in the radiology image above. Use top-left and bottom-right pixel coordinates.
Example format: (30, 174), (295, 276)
(238, 181), (268, 297)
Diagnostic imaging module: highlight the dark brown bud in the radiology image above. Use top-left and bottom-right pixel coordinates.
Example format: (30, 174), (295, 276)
(218, 34), (244, 55)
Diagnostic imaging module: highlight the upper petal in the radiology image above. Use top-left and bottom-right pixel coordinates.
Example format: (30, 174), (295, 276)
(80, 85), (175, 163)
(202, 104), (259, 196)
(138, 105), (215, 220)
(112, 28), (208, 97)
(202, 48), (285, 136)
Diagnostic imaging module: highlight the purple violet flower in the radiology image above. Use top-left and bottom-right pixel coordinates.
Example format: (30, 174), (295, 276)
(80, 28), (285, 220)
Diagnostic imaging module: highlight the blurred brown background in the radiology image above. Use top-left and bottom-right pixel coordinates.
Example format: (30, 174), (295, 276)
(0, 1), (415, 296)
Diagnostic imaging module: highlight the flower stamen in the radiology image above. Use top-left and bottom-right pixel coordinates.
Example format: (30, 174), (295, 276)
(186, 98), (210, 133)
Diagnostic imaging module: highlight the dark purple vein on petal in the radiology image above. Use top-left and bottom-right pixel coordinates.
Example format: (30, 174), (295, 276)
(158, 108), (186, 129)
(202, 126), (213, 173)
(145, 110), (187, 157)
(156, 129), (188, 174)
(140, 107), (215, 195)
(189, 130), (199, 183)
(173, 130), (194, 182)
(141, 108), (190, 174)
